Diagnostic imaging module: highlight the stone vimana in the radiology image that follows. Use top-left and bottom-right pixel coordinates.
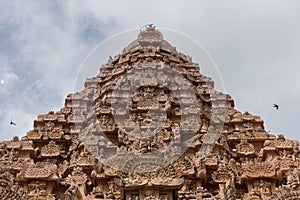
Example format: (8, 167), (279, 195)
(1, 25), (300, 200)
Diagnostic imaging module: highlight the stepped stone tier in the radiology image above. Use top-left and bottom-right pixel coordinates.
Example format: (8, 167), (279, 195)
(1, 25), (300, 200)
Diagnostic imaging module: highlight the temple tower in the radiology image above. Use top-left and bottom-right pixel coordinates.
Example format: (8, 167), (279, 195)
(0, 25), (300, 200)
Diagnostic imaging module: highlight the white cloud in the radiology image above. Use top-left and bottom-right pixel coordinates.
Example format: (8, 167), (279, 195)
(0, 66), (19, 95)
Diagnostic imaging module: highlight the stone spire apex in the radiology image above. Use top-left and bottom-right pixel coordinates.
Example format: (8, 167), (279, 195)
(138, 24), (163, 44)
(123, 24), (177, 53)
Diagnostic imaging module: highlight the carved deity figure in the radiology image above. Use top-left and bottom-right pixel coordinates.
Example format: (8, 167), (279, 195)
(287, 167), (300, 189)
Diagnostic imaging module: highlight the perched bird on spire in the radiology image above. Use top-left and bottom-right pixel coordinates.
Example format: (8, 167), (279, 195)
(273, 104), (279, 110)
(10, 120), (16, 126)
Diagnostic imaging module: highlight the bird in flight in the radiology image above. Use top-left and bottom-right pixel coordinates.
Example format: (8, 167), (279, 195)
(273, 104), (279, 110)
(10, 120), (16, 126)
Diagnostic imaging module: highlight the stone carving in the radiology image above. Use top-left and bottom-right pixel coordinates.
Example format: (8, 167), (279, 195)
(40, 141), (60, 157)
(0, 169), (28, 200)
(28, 181), (47, 196)
(241, 157), (280, 180)
(236, 139), (255, 156)
(66, 167), (87, 185)
(18, 159), (59, 181)
(1, 25), (300, 200)
(64, 167), (87, 200)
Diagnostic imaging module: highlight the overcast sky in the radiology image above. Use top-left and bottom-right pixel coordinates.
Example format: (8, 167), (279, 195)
(0, 0), (300, 141)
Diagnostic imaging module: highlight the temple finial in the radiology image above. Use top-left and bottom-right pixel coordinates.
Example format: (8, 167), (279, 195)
(140, 24), (156, 32)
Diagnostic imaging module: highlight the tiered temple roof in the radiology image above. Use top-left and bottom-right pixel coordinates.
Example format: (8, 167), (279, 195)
(0, 25), (299, 200)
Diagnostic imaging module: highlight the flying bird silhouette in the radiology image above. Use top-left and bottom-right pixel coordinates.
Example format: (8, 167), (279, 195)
(273, 104), (279, 110)
(10, 120), (16, 126)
